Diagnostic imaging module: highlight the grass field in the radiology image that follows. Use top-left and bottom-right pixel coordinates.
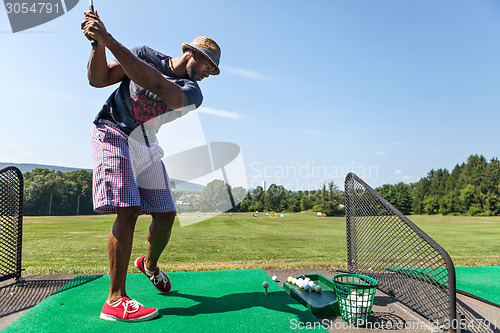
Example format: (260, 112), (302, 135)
(21, 213), (500, 274)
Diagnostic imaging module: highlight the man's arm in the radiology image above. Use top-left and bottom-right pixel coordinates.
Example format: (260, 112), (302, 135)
(82, 11), (185, 110)
(87, 47), (126, 88)
(82, 14), (125, 87)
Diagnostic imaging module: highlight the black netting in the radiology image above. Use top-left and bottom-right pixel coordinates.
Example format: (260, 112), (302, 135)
(0, 167), (23, 282)
(345, 173), (456, 325)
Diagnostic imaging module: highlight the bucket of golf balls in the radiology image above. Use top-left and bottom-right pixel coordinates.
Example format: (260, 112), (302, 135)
(332, 274), (378, 327)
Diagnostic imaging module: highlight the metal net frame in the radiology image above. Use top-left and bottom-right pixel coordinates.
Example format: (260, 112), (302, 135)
(0, 166), (24, 283)
(344, 172), (456, 326)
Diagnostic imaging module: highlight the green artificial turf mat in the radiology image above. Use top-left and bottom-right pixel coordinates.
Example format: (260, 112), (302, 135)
(455, 266), (500, 306)
(4, 269), (325, 332)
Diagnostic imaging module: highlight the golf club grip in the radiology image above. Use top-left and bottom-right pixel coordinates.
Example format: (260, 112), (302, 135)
(89, 4), (98, 47)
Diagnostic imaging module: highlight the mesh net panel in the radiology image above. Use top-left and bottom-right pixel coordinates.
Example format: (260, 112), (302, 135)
(345, 173), (456, 324)
(0, 167), (23, 282)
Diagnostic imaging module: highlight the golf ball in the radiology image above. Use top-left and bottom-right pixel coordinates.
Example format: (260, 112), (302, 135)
(308, 281), (315, 286)
(347, 291), (358, 301)
(262, 281), (269, 288)
(315, 285), (322, 293)
(303, 283), (310, 291)
(287, 276), (293, 283)
(310, 283), (316, 290)
(292, 278), (297, 285)
(272, 275), (278, 281)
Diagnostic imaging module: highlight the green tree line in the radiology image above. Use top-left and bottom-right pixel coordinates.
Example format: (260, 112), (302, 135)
(220, 181), (345, 216)
(18, 154), (500, 216)
(375, 154), (500, 216)
(411, 155), (500, 216)
(23, 168), (94, 216)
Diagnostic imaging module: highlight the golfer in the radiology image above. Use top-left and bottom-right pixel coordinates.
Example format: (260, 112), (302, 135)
(81, 11), (220, 322)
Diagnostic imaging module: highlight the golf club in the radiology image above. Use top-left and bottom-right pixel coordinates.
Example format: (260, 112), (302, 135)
(89, 0), (97, 47)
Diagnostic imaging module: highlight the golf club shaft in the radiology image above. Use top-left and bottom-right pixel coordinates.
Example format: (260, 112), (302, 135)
(89, 0), (97, 47)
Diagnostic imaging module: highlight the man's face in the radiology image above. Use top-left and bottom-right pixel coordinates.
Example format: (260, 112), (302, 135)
(186, 51), (215, 82)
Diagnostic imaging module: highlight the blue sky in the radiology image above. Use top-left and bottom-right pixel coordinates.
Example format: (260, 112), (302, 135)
(1, 0), (500, 190)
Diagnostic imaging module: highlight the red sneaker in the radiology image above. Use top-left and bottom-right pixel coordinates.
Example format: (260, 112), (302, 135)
(100, 296), (158, 322)
(134, 256), (171, 293)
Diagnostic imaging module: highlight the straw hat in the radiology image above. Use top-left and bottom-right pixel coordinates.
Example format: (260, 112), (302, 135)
(182, 36), (221, 75)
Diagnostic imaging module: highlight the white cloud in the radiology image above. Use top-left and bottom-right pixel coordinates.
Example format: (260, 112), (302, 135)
(392, 141), (404, 145)
(198, 107), (242, 119)
(394, 169), (404, 175)
(376, 151), (386, 156)
(17, 151), (35, 157)
(300, 129), (328, 136)
(223, 67), (270, 80)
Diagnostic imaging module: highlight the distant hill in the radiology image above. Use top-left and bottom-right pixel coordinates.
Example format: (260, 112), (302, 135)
(0, 162), (90, 174)
(0, 162), (204, 192)
(171, 180), (205, 193)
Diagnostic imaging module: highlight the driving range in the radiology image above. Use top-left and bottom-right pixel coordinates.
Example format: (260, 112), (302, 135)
(0, 167), (499, 332)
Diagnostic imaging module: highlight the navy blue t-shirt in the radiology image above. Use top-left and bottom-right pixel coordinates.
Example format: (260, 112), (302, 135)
(94, 45), (203, 135)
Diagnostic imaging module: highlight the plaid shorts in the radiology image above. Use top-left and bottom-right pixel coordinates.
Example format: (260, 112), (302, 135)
(90, 123), (176, 214)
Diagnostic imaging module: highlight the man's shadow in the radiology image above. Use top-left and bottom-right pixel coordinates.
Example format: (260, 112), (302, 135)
(158, 289), (317, 323)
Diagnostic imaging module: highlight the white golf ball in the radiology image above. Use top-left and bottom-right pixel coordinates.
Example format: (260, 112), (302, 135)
(292, 278), (297, 285)
(272, 275), (278, 281)
(308, 281), (315, 286)
(262, 281), (269, 288)
(303, 283), (310, 291)
(309, 283), (316, 290)
(304, 277), (310, 283)
(297, 281), (304, 288)
(348, 291), (358, 301)
(356, 301), (366, 308)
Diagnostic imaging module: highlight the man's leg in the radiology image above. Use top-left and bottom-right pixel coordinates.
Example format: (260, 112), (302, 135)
(107, 206), (141, 303)
(143, 211), (176, 271)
